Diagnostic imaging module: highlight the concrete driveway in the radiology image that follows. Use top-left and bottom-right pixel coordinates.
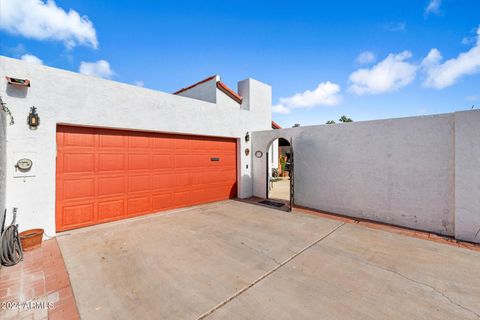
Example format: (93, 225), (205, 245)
(57, 201), (480, 320)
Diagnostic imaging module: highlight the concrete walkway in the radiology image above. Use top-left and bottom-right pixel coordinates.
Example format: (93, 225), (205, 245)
(57, 201), (480, 320)
(269, 177), (290, 201)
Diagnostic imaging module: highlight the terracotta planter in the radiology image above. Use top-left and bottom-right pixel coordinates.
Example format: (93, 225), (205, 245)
(20, 229), (44, 251)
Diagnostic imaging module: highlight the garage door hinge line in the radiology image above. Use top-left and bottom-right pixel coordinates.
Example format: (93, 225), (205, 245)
(196, 222), (346, 320)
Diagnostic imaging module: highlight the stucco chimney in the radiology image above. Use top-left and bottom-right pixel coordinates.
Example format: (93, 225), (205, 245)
(238, 78), (272, 127)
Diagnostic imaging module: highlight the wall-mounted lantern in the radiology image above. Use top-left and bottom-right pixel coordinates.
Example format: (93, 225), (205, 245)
(6, 76), (30, 87)
(28, 106), (40, 128)
(245, 132), (250, 142)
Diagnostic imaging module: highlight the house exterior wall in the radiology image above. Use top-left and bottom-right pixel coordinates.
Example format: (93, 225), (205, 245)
(0, 56), (271, 236)
(252, 113), (475, 240)
(217, 89), (242, 109)
(0, 101), (6, 217)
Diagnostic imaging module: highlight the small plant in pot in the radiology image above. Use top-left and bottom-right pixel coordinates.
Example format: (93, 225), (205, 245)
(279, 155), (288, 177)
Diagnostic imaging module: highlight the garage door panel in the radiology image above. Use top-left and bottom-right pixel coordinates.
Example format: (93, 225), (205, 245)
(63, 178), (95, 201)
(63, 153), (95, 173)
(174, 154), (194, 169)
(152, 193), (173, 211)
(129, 135), (151, 149)
(221, 155), (236, 167)
(174, 138), (191, 150)
(128, 153), (151, 170)
(56, 126), (237, 231)
(190, 189), (206, 204)
(63, 131), (95, 148)
(98, 133), (126, 148)
(208, 157), (222, 168)
(221, 169), (237, 182)
(152, 154), (173, 169)
(152, 174), (173, 190)
(128, 175), (151, 193)
(173, 191), (192, 206)
(153, 136), (173, 149)
(209, 140), (224, 150)
(98, 199), (125, 221)
(202, 171), (216, 184)
(98, 153), (125, 172)
(191, 172), (205, 185)
(174, 173), (191, 187)
(62, 203), (95, 228)
(127, 195), (151, 216)
(98, 176), (126, 197)
(191, 138), (206, 150)
(223, 141), (237, 153)
(198, 155), (211, 167)
(56, 131), (64, 148)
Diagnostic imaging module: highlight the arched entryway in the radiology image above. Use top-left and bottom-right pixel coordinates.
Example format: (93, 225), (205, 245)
(264, 137), (292, 210)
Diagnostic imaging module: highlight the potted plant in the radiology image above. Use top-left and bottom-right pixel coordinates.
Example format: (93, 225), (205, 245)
(279, 155), (288, 177)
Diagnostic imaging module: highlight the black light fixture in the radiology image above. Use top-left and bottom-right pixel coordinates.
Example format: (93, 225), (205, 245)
(245, 132), (250, 142)
(28, 106), (40, 128)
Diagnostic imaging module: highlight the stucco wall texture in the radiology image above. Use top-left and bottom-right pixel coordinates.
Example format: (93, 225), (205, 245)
(0, 56), (271, 236)
(252, 110), (480, 243)
(2, 55), (479, 244)
(0, 100), (6, 216)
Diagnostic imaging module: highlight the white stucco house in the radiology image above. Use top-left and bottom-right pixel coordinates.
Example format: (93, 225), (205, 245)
(1, 55), (479, 244)
(0, 56), (272, 236)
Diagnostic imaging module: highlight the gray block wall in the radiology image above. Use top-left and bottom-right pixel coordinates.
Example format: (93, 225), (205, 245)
(454, 110), (480, 243)
(252, 110), (480, 243)
(292, 114), (455, 236)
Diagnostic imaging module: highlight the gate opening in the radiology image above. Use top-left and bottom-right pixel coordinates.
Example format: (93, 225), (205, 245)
(265, 137), (292, 210)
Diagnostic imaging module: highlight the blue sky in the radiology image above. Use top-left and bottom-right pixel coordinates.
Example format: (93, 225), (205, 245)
(1, 0), (479, 127)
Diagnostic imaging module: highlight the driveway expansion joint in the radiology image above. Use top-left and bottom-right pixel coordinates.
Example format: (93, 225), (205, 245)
(240, 241), (282, 265)
(196, 222), (346, 320)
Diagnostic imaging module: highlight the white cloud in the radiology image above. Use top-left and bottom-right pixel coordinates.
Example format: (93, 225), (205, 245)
(79, 60), (114, 79)
(425, 0), (441, 15)
(272, 104), (291, 114)
(421, 26), (480, 89)
(0, 0), (98, 48)
(349, 51), (417, 95)
(272, 82), (341, 114)
(356, 51), (376, 64)
(20, 54), (43, 65)
(134, 81), (145, 87)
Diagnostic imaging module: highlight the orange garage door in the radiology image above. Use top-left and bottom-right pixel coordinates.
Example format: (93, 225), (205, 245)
(56, 126), (237, 231)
